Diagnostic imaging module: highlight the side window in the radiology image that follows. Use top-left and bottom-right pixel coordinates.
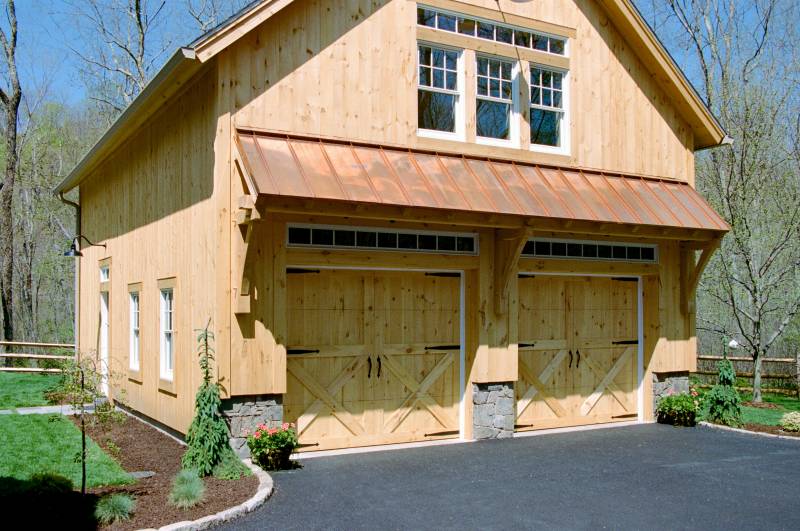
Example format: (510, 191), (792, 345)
(417, 44), (462, 136)
(476, 55), (515, 142)
(530, 66), (567, 149)
(129, 291), (140, 371)
(159, 288), (174, 381)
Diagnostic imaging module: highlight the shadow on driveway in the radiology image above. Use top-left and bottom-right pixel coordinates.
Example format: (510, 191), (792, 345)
(222, 424), (800, 530)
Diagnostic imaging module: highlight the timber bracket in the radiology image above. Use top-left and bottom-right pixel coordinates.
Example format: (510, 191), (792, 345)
(680, 237), (723, 315)
(494, 228), (530, 315)
(233, 194), (261, 315)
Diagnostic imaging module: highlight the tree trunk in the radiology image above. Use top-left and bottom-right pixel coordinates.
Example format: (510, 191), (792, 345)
(752, 354), (763, 403)
(796, 352), (799, 400)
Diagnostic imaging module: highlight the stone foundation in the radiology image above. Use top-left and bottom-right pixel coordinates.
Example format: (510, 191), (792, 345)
(221, 395), (283, 457)
(472, 382), (515, 439)
(652, 371), (690, 415)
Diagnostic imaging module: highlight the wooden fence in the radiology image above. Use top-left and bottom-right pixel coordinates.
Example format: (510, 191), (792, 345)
(695, 354), (799, 394)
(0, 341), (75, 373)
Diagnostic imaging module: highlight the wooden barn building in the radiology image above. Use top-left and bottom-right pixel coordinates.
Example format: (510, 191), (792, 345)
(55, 0), (729, 453)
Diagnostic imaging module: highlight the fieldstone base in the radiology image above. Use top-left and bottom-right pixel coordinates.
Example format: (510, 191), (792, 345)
(473, 382), (515, 439)
(653, 371), (690, 415)
(221, 395), (283, 457)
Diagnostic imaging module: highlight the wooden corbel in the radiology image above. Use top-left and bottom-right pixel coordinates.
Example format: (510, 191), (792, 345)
(494, 227), (530, 315)
(233, 194), (261, 315)
(680, 237), (722, 315)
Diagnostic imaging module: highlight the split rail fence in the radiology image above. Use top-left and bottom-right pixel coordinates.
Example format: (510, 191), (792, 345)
(695, 354), (800, 395)
(0, 341), (75, 373)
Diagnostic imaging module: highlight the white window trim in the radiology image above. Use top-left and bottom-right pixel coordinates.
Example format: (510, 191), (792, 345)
(129, 292), (140, 372)
(159, 288), (174, 381)
(416, 41), (466, 142)
(99, 265), (110, 282)
(476, 54), (520, 149)
(529, 66), (570, 156)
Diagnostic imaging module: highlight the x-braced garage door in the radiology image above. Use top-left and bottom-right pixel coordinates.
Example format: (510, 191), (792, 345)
(516, 275), (639, 431)
(284, 269), (461, 451)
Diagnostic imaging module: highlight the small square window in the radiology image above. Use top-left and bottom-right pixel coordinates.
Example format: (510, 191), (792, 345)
(532, 34), (548, 51)
(534, 241), (550, 255)
(495, 26), (512, 44)
(477, 21), (495, 40)
(597, 245), (612, 259)
(437, 13), (456, 32)
(288, 227), (311, 245)
(583, 244), (598, 258)
(550, 38), (566, 55)
(378, 232), (398, 248)
(641, 247), (656, 261)
(417, 8), (436, 27)
(334, 230), (355, 246)
(627, 246), (641, 260)
(522, 241), (536, 255)
(456, 237), (475, 252)
(312, 228), (334, 246)
(398, 233), (417, 249)
(613, 246), (627, 259)
(567, 243), (582, 257)
(418, 234), (437, 250)
(357, 231), (377, 247)
(438, 235), (456, 251)
(458, 18), (476, 36)
(551, 242), (566, 256)
(514, 31), (531, 47)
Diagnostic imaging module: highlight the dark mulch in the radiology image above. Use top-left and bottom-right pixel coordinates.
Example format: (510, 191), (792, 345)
(73, 414), (257, 530)
(743, 401), (781, 409)
(743, 423), (800, 438)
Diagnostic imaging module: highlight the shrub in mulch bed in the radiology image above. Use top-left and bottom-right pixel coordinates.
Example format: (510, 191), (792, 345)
(73, 414), (257, 530)
(743, 423), (800, 438)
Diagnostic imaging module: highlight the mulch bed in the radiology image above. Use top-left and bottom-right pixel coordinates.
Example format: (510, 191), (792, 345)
(72, 414), (258, 530)
(742, 401), (781, 409)
(743, 423), (800, 438)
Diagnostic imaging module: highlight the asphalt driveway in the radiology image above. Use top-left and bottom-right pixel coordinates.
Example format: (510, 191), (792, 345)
(221, 424), (800, 530)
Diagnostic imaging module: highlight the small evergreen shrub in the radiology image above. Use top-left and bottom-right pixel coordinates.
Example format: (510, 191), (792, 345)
(169, 469), (205, 510)
(247, 423), (298, 470)
(95, 493), (135, 525)
(182, 321), (233, 476)
(656, 391), (698, 426)
(212, 450), (252, 480)
(704, 358), (743, 427)
(779, 411), (800, 432)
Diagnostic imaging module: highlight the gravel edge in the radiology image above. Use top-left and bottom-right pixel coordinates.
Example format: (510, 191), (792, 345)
(698, 421), (800, 441)
(143, 460), (273, 531)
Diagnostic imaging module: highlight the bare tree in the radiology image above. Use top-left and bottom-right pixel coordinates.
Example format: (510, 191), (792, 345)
(187, 0), (250, 34)
(0, 0), (21, 357)
(656, 0), (800, 401)
(68, 0), (171, 124)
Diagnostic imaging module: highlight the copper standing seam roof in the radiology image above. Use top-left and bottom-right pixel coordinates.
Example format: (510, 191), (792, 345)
(234, 130), (729, 233)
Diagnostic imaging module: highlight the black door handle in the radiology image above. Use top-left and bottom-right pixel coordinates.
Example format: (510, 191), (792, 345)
(367, 356), (372, 379)
(377, 356), (382, 378)
(568, 350), (573, 368)
(576, 350), (581, 368)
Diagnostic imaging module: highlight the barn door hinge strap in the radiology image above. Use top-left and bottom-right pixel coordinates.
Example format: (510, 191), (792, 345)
(287, 268), (320, 274)
(515, 424), (534, 429)
(424, 430), (459, 437)
(612, 277), (638, 282)
(425, 272), (461, 278)
(287, 348), (320, 355)
(518, 343), (536, 348)
(612, 413), (638, 419)
(518, 274), (534, 278)
(297, 442), (320, 448)
(425, 344), (460, 351)
(612, 340), (639, 345)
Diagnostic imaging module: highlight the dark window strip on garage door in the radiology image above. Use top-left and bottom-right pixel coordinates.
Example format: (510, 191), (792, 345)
(287, 224), (478, 254)
(522, 238), (658, 263)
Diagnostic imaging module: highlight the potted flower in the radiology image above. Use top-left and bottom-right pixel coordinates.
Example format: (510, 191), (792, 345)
(246, 423), (298, 470)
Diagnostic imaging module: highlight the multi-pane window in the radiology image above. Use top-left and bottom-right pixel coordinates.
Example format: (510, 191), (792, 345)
(418, 45), (460, 134)
(287, 225), (478, 254)
(530, 67), (565, 148)
(159, 288), (173, 381)
(476, 56), (513, 140)
(522, 239), (658, 263)
(129, 292), (140, 371)
(99, 265), (110, 282)
(417, 6), (567, 56)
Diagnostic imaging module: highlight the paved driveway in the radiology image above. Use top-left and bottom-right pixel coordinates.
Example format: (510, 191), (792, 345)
(222, 424), (800, 530)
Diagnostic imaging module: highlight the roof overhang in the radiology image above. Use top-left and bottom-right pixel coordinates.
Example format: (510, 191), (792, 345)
(598, 0), (727, 149)
(234, 129), (729, 240)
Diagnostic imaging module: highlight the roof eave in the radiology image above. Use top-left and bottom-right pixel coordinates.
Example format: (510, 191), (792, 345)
(54, 47), (201, 195)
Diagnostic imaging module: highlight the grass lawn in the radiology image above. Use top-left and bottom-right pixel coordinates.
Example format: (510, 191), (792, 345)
(0, 372), (60, 409)
(0, 414), (131, 488)
(740, 392), (800, 426)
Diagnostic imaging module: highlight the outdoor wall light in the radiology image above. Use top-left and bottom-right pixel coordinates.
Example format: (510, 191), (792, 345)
(64, 235), (106, 258)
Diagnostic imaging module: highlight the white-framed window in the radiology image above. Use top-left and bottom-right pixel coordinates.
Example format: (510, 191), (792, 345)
(159, 288), (174, 381)
(476, 55), (519, 146)
(129, 292), (140, 371)
(529, 66), (569, 154)
(417, 43), (465, 140)
(99, 265), (110, 282)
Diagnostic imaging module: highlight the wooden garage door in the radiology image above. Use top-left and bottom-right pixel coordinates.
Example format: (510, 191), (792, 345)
(516, 276), (638, 431)
(284, 270), (461, 451)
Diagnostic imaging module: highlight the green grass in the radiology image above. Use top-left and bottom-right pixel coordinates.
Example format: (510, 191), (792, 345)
(740, 392), (800, 426)
(0, 372), (61, 409)
(0, 414), (132, 488)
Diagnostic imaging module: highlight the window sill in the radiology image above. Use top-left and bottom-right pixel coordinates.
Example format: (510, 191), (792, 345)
(529, 143), (570, 157)
(477, 136), (517, 149)
(158, 377), (176, 396)
(128, 368), (142, 384)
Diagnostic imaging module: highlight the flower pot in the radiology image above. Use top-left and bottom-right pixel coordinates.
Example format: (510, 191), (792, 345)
(259, 447), (293, 470)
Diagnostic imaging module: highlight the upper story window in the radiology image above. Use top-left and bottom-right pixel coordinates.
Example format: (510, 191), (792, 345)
(417, 6), (567, 56)
(530, 67), (567, 150)
(476, 56), (515, 142)
(418, 44), (463, 137)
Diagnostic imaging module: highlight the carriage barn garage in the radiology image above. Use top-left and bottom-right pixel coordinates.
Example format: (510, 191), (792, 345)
(56, 0), (729, 454)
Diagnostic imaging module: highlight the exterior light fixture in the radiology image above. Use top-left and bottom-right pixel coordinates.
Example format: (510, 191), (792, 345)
(64, 235), (106, 258)
(728, 339), (739, 349)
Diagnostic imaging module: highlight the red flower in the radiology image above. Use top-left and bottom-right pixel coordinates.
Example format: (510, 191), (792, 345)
(254, 431), (261, 439)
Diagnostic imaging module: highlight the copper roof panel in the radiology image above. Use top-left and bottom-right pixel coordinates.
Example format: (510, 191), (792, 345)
(254, 135), (311, 197)
(321, 143), (379, 203)
(235, 130), (728, 235)
(464, 159), (522, 215)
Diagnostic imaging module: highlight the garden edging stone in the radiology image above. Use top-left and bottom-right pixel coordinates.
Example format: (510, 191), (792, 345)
(144, 459), (274, 531)
(698, 421), (800, 441)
